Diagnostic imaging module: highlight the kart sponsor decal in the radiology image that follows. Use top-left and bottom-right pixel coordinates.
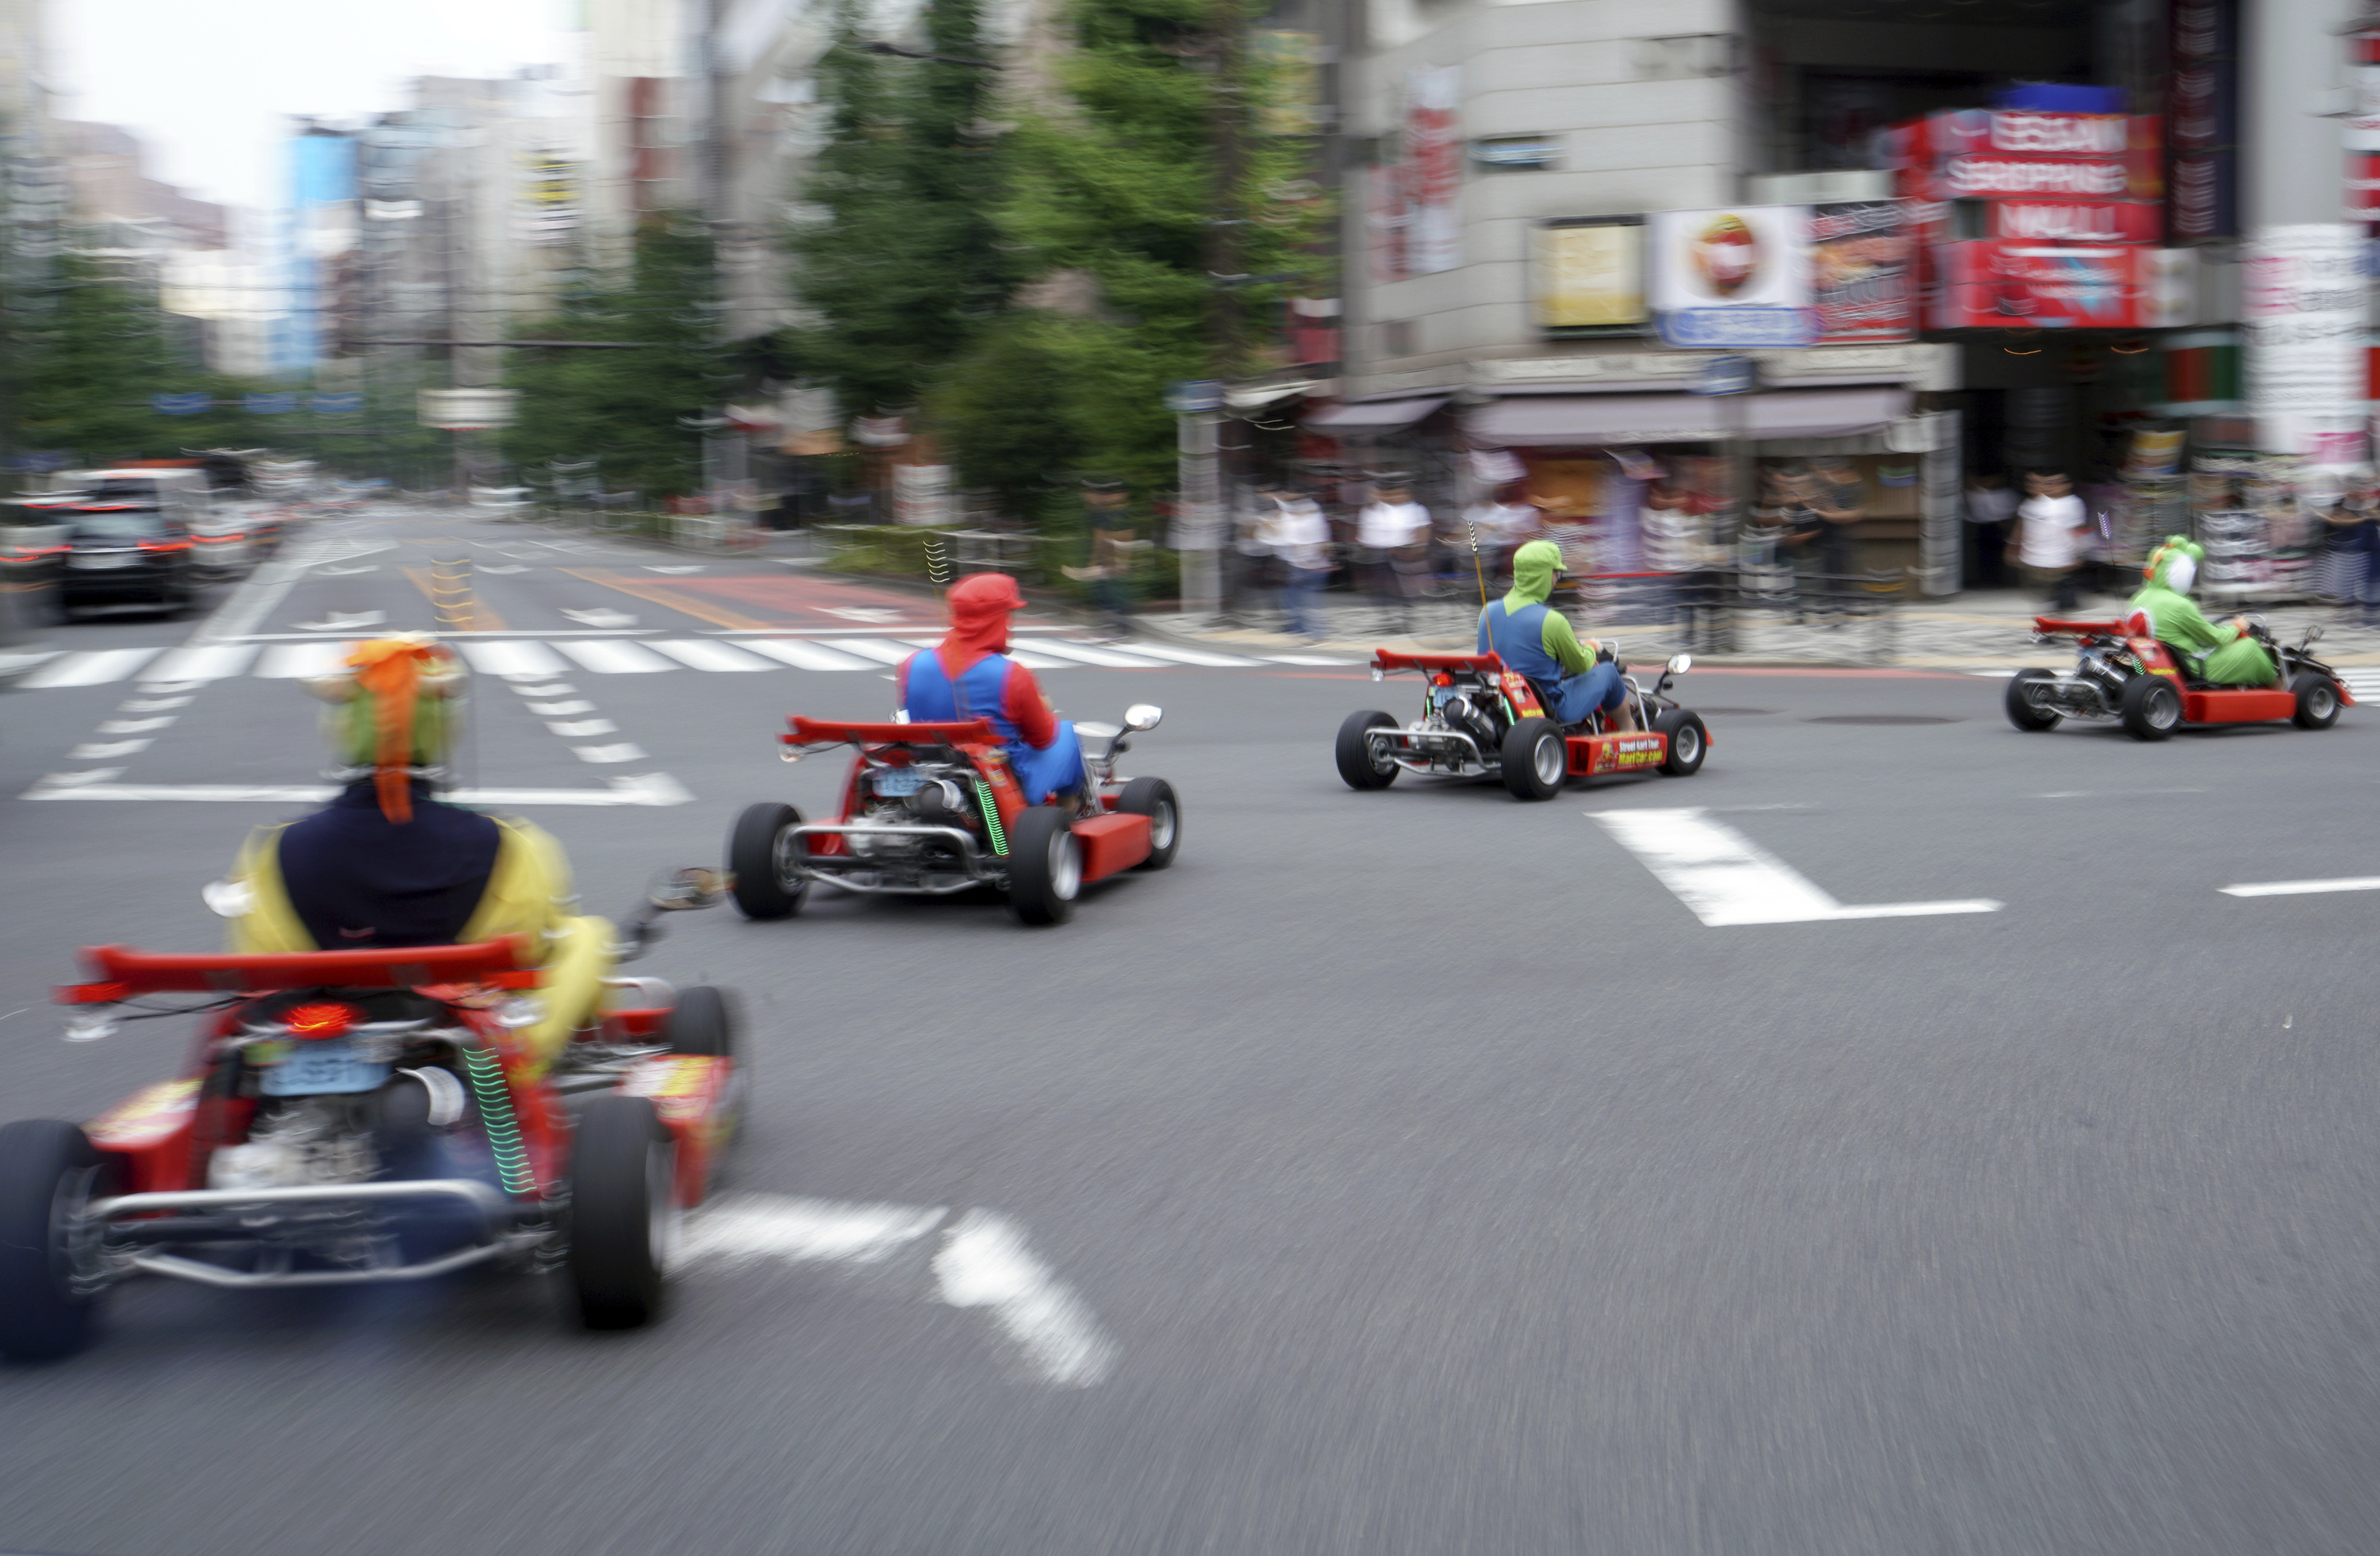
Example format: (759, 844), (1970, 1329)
(86, 1078), (200, 1147)
(1589, 735), (1667, 774)
(620, 1054), (727, 1122)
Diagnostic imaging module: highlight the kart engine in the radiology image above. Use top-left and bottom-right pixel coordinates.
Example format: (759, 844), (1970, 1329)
(208, 1097), (378, 1191)
(847, 763), (981, 860)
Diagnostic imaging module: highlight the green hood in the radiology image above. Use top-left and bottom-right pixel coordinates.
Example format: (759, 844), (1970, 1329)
(1505, 540), (1563, 607)
(2142, 535), (2203, 590)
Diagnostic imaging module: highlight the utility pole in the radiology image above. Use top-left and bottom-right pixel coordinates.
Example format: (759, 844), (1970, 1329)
(1174, 0), (1242, 622)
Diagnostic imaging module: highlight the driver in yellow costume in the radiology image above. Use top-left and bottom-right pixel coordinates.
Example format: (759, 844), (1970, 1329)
(221, 636), (609, 1075)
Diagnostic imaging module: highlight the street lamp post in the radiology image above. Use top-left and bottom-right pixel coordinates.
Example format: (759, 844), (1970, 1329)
(1165, 379), (1226, 620)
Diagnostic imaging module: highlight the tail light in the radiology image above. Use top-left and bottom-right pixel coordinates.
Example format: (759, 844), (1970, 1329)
(1431, 673), (1452, 686)
(137, 539), (193, 553)
(55, 980), (129, 1005)
(282, 1002), (359, 1039)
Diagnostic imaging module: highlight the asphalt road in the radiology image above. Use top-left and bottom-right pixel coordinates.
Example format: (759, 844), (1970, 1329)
(5, 505), (2380, 1554)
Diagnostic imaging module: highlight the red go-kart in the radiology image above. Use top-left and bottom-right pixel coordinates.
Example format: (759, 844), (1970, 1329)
(0, 879), (741, 1361)
(728, 703), (1179, 926)
(2008, 614), (2351, 740)
(1337, 647), (1709, 800)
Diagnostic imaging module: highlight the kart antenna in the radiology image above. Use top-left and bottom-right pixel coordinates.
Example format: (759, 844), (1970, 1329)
(1464, 516), (1488, 607)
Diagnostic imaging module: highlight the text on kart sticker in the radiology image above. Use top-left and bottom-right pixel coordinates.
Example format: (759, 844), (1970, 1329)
(86, 1078), (200, 1147)
(618, 1053), (729, 1122)
(1587, 736), (1666, 774)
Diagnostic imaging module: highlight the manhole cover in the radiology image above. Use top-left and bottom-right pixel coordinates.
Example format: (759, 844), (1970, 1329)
(1688, 706), (1776, 717)
(1802, 715), (1963, 726)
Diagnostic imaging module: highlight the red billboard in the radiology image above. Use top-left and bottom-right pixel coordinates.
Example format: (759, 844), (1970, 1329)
(1931, 241), (2163, 329)
(1985, 201), (2164, 242)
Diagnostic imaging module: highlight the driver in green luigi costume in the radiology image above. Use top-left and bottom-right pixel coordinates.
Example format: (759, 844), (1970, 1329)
(2126, 536), (2278, 686)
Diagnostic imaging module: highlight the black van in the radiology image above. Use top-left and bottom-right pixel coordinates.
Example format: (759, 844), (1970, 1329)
(59, 500), (197, 617)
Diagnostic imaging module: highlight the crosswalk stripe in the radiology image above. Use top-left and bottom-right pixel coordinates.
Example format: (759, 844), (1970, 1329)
(145, 644), (258, 682)
(461, 640), (570, 678)
(649, 639), (774, 672)
(554, 639), (674, 674)
(18, 647), (163, 689)
(740, 638), (873, 671)
(1108, 641), (1261, 667)
(820, 637), (916, 666)
(995, 637), (1172, 669)
(255, 641), (350, 678)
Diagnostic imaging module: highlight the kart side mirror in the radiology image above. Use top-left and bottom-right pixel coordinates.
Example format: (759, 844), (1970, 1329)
(1124, 703), (1163, 732)
(1667, 653), (1692, 674)
(202, 879), (254, 918)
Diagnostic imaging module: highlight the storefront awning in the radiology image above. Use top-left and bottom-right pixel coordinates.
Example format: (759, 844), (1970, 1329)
(1303, 396), (1449, 432)
(1465, 387), (1912, 448)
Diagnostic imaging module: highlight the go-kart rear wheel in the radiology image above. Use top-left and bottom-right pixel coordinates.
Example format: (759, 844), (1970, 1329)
(1654, 708), (1708, 775)
(2119, 674), (2182, 741)
(1335, 710), (1399, 790)
(666, 985), (736, 1057)
(727, 801), (809, 920)
(0, 1120), (112, 1362)
(2006, 668), (2061, 732)
(1006, 806), (1081, 926)
(1116, 777), (1180, 870)
(567, 1093), (677, 1331)
(2292, 670), (2343, 730)
(1502, 717), (1566, 801)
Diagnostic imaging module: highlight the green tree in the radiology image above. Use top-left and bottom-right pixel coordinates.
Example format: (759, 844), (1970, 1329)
(502, 216), (725, 500)
(787, 0), (1010, 419)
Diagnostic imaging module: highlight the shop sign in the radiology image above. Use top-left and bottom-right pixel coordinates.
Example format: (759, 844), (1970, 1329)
(892, 462), (952, 527)
(1532, 218), (1645, 332)
(1987, 201), (2163, 243)
(1932, 157), (2131, 199)
(1370, 68), (1463, 282)
(1647, 206), (1813, 348)
(1809, 200), (1914, 343)
(2169, 0), (2239, 240)
(418, 388), (516, 431)
(2346, 22), (2380, 221)
(2243, 224), (2366, 459)
(1931, 242), (2174, 329)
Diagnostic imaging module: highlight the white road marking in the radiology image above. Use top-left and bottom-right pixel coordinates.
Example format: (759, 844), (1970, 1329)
(962, 636), (1168, 670)
(817, 605), (902, 622)
(527, 699), (595, 716)
(561, 607), (638, 628)
(2220, 877), (2380, 897)
(477, 564), (528, 574)
(459, 640), (570, 678)
(1263, 654), (1358, 666)
(740, 638), (873, 671)
(68, 740), (151, 760)
(312, 564), (378, 577)
(1109, 641), (1261, 667)
(648, 638), (774, 672)
(554, 639), (674, 674)
(509, 682), (577, 697)
(19, 647), (163, 688)
(95, 717), (174, 735)
(22, 774), (694, 805)
(547, 718), (618, 737)
(645, 564), (705, 574)
(255, 642), (350, 678)
(1593, 808), (2002, 926)
(117, 696), (191, 713)
(205, 528), (387, 644)
(677, 1194), (1115, 1388)
(935, 1211), (1116, 1389)
(144, 644), (258, 682)
(1005, 649), (1069, 670)
(816, 637), (915, 666)
(294, 610), (384, 632)
(574, 743), (647, 763)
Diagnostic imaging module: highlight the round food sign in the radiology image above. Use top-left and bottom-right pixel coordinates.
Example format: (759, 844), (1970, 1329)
(1691, 214), (1760, 298)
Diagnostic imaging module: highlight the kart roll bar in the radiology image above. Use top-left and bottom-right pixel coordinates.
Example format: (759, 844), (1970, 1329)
(784, 716), (997, 747)
(57, 935), (537, 1002)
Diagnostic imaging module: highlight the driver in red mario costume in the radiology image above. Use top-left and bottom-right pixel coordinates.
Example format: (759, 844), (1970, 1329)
(898, 573), (1086, 805)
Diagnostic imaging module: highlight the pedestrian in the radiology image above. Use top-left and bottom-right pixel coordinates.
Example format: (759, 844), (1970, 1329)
(1273, 484), (1334, 644)
(1807, 456), (1867, 610)
(1964, 470), (2017, 589)
(2320, 467), (2380, 624)
(1061, 478), (1142, 638)
(2010, 467), (2087, 613)
(1223, 484), (1280, 628)
(1463, 483), (1541, 593)
(1356, 475), (1432, 635)
(1640, 474), (1706, 628)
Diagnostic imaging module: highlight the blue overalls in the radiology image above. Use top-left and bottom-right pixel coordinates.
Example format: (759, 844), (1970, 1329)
(1478, 599), (1622, 726)
(902, 651), (1085, 805)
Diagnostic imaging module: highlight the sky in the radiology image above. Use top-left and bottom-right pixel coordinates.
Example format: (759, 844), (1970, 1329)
(48, 0), (578, 216)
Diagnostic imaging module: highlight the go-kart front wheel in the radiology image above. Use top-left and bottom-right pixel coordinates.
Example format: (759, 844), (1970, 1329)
(727, 802), (809, 920)
(1116, 777), (1181, 870)
(0, 1120), (113, 1362)
(1335, 710), (1399, 790)
(1502, 717), (1566, 801)
(2006, 668), (2061, 732)
(1654, 708), (1708, 775)
(567, 1094), (678, 1331)
(2119, 674), (2182, 741)
(2293, 670), (2343, 730)
(1007, 806), (1082, 926)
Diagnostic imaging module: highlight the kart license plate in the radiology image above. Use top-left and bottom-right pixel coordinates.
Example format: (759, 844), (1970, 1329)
(69, 551), (135, 570)
(873, 769), (924, 797)
(260, 1036), (391, 1097)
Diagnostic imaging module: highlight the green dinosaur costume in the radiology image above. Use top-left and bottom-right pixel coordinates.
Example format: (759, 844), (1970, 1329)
(2127, 536), (2277, 686)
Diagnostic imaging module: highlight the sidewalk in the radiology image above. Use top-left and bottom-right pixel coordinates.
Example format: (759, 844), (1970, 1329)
(1136, 587), (2380, 671)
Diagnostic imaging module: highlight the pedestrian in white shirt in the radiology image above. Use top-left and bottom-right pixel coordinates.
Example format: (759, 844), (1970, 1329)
(1964, 471), (2017, 589)
(1272, 488), (1334, 643)
(1357, 478), (1431, 633)
(2010, 467), (2087, 613)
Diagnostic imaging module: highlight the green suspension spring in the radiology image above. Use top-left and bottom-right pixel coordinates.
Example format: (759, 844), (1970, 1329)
(463, 1047), (534, 1197)
(975, 780), (1008, 856)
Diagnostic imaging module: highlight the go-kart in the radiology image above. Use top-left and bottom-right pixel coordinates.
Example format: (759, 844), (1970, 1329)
(1337, 646), (1709, 800)
(2007, 614), (2353, 741)
(728, 704), (1179, 927)
(0, 873), (740, 1361)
